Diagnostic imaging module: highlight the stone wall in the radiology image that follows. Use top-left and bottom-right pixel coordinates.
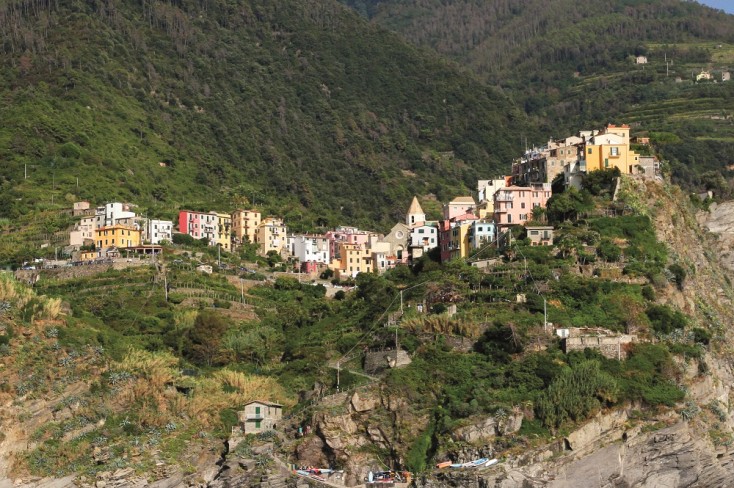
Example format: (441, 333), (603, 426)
(364, 350), (411, 374)
(14, 260), (151, 284)
(563, 334), (637, 359)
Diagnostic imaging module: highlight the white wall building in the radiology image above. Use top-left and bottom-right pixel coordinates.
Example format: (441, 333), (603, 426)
(289, 234), (330, 264)
(409, 225), (438, 251)
(147, 219), (173, 245)
(94, 202), (137, 228)
(477, 178), (508, 203)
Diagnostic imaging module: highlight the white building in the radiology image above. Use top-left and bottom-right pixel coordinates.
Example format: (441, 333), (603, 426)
(146, 219), (173, 245)
(409, 224), (438, 251)
(288, 234), (330, 265)
(94, 202), (137, 228)
(477, 178), (508, 203)
(468, 220), (496, 249)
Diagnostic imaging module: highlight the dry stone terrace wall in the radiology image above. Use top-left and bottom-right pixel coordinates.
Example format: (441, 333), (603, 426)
(563, 334), (637, 359)
(14, 260), (151, 283)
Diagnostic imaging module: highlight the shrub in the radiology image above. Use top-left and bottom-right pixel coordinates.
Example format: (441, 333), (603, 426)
(536, 360), (618, 429)
(598, 238), (622, 262)
(646, 305), (686, 334)
(641, 285), (655, 301)
(172, 234), (196, 246)
(692, 327), (711, 345)
(405, 423), (434, 473)
(667, 264), (687, 291)
(58, 142), (82, 159)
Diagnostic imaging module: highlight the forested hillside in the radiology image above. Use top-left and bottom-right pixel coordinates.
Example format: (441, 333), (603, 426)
(0, 0), (530, 230)
(342, 0), (734, 195)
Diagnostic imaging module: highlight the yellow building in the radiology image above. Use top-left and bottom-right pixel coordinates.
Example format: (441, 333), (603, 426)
(583, 124), (641, 175)
(231, 209), (261, 246)
(95, 224), (141, 250)
(256, 217), (287, 256)
(216, 213), (232, 251)
(449, 221), (474, 260)
(330, 243), (372, 279)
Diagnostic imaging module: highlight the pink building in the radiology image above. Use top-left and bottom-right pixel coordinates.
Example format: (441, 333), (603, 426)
(493, 183), (551, 229)
(178, 210), (218, 244)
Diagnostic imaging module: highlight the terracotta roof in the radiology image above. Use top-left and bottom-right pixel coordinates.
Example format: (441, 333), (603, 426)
(407, 196), (424, 215)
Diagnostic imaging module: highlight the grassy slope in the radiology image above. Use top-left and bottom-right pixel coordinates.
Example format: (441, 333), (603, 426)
(0, 0), (531, 231)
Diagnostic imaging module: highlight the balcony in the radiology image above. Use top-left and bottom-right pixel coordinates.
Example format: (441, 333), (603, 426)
(495, 193), (514, 202)
(245, 413), (264, 420)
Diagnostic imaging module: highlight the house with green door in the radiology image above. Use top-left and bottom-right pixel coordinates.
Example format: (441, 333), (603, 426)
(237, 400), (283, 434)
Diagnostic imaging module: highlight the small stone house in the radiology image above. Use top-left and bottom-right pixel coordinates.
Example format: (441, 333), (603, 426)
(526, 226), (554, 246)
(238, 400), (283, 434)
(696, 70), (712, 82)
(364, 350), (412, 375)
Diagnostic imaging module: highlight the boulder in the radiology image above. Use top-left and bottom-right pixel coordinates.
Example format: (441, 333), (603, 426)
(453, 417), (497, 443)
(351, 391), (378, 412)
(295, 436), (329, 467)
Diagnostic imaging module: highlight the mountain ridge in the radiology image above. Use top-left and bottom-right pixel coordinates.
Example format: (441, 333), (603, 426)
(340, 0), (734, 194)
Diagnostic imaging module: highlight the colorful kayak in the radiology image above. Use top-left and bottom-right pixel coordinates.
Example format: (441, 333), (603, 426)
(469, 457), (489, 466)
(436, 461), (452, 469)
(451, 458), (488, 468)
(483, 459), (499, 467)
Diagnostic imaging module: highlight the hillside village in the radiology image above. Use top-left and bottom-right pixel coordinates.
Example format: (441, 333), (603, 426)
(4, 124), (733, 487)
(56, 124), (659, 280)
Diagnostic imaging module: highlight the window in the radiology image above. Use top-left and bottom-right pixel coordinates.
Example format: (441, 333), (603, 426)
(605, 159), (609, 168)
(418, 229), (424, 234)
(610, 147), (619, 156)
(507, 215), (512, 223)
(255, 420), (261, 429)
(530, 231), (539, 235)
(521, 203), (526, 209)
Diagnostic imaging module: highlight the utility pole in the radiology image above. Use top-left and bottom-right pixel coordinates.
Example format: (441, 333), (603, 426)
(544, 296), (548, 333)
(164, 272), (168, 302)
